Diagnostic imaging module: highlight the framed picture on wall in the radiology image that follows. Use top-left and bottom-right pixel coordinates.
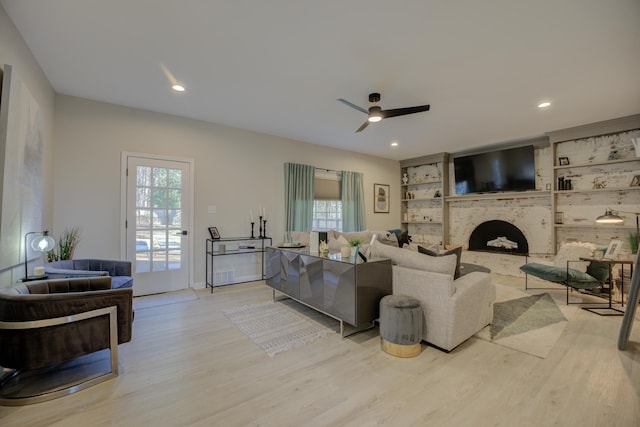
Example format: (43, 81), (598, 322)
(374, 183), (390, 213)
(208, 226), (221, 239)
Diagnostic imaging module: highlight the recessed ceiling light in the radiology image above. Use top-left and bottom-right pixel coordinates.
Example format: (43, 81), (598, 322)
(390, 141), (399, 147)
(538, 101), (551, 108)
(172, 84), (185, 92)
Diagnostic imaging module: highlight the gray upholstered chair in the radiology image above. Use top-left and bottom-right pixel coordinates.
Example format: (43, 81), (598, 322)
(0, 276), (133, 405)
(44, 258), (133, 289)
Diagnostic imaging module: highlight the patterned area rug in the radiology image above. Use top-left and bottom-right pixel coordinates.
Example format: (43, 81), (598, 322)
(475, 285), (575, 358)
(224, 302), (334, 357)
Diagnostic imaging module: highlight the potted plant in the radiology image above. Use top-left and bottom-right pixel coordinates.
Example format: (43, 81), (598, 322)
(628, 232), (638, 254)
(348, 238), (363, 257)
(47, 227), (81, 262)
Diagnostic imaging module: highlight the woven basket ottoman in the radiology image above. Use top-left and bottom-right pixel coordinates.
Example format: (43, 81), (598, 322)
(379, 294), (423, 357)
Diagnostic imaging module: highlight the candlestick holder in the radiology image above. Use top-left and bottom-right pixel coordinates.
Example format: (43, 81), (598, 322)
(258, 216), (263, 238)
(250, 222), (255, 239)
(263, 219), (267, 238)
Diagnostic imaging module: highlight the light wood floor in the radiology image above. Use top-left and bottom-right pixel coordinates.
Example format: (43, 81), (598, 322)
(1, 275), (639, 427)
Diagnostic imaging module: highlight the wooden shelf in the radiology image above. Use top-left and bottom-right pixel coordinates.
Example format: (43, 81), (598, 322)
(402, 181), (442, 187)
(554, 157), (640, 170)
(554, 223), (635, 229)
(555, 187), (640, 195)
(402, 221), (443, 225)
(401, 198), (442, 202)
(446, 191), (550, 202)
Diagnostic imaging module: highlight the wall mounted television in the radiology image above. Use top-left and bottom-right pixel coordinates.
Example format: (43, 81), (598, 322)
(453, 145), (535, 195)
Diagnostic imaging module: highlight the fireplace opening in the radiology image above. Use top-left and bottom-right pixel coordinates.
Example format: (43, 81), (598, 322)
(468, 220), (528, 255)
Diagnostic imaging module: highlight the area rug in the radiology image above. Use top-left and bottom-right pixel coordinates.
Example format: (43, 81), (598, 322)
(474, 285), (575, 358)
(133, 289), (199, 310)
(223, 302), (334, 357)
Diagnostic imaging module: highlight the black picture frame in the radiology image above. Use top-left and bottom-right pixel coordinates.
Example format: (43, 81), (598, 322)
(208, 226), (221, 239)
(558, 156), (570, 166)
(374, 183), (390, 213)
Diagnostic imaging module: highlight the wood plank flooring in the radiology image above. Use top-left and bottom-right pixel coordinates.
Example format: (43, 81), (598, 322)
(1, 275), (639, 426)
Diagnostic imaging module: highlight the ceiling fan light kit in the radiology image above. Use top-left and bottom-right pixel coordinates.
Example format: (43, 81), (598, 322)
(337, 92), (430, 132)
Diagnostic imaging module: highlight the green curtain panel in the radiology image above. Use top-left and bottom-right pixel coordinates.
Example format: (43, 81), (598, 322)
(284, 162), (315, 232)
(341, 171), (366, 232)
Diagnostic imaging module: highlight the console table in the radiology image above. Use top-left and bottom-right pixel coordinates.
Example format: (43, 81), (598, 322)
(265, 247), (392, 337)
(206, 237), (272, 292)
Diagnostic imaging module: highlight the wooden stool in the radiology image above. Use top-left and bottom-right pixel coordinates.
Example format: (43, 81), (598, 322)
(379, 295), (423, 357)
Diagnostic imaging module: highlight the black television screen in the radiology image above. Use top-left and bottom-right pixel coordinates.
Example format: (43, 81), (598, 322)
(454, 145), (535, 194)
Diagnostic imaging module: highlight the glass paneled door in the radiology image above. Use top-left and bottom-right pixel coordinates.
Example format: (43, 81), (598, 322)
(125, 155), (192, 296)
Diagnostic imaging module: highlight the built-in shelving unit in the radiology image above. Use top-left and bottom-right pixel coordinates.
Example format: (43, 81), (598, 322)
(548, 115), (640, 251)
(400, 153), (449, 246)
(446, 191), (550, 202)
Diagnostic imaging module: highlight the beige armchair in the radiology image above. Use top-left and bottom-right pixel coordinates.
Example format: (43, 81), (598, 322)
(372, 242), (495, 352)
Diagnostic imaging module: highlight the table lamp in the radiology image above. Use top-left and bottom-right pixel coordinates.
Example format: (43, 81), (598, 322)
(23, 230), (56, 281)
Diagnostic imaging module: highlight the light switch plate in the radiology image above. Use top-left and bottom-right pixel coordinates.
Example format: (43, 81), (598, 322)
(208, 205), (216, 214)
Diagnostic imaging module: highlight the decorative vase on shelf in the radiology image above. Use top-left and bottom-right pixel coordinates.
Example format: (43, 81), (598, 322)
(632, 138), (640, 157)
(402, 173), (409, 185)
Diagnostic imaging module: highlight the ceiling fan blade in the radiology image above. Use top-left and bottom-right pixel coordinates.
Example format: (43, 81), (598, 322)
(381, 104), (430, 119)
(337, 98), (368, 114)
(355, 120), (370, 133)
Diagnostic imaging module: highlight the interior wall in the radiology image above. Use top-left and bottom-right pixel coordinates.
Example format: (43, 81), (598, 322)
(53, 95), (400, 287)
(0, 4), (55, 285)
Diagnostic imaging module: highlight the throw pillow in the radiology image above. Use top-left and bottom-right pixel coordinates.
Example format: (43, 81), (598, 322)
(328, 234), (349, 253)
(418, 245), (462, 279)
(553, 241), (596, 273)
(376, 232), (399, 247)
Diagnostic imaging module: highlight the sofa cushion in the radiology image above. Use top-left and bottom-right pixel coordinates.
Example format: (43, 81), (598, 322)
(418, 245), (462, 279)
(373, 242), (456, 276)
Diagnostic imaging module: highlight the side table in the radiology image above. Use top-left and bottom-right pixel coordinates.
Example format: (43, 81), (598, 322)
(579, 257), (634, 316)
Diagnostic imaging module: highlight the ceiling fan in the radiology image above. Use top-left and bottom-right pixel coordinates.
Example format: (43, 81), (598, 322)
(337, 92), (430, 133)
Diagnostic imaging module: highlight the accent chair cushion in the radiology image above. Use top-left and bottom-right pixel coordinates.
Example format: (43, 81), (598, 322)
(519, 263), (602, 289)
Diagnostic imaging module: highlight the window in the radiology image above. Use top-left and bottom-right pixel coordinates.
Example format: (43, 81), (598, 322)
(312, 200), (342, 232)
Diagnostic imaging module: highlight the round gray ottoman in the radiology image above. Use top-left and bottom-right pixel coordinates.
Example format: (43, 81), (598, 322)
(379, 295), (423, 358)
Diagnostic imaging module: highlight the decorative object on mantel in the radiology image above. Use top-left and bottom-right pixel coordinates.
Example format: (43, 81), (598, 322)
(402, 173), (408, 185)
(558, 156), (570, 166)
(258, 216), (263, 238)
(631, 175), (640, 186)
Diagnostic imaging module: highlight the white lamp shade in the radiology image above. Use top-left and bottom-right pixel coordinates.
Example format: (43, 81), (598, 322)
(31, 235), (56, 252)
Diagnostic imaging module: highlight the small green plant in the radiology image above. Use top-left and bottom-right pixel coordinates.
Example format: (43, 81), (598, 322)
(348, 238), (363, 247)
(47, 227), (81, 262)
(628, 232), (638, 254)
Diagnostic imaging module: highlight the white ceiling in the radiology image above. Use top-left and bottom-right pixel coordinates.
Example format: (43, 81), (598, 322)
(3, 0), (640, 161)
